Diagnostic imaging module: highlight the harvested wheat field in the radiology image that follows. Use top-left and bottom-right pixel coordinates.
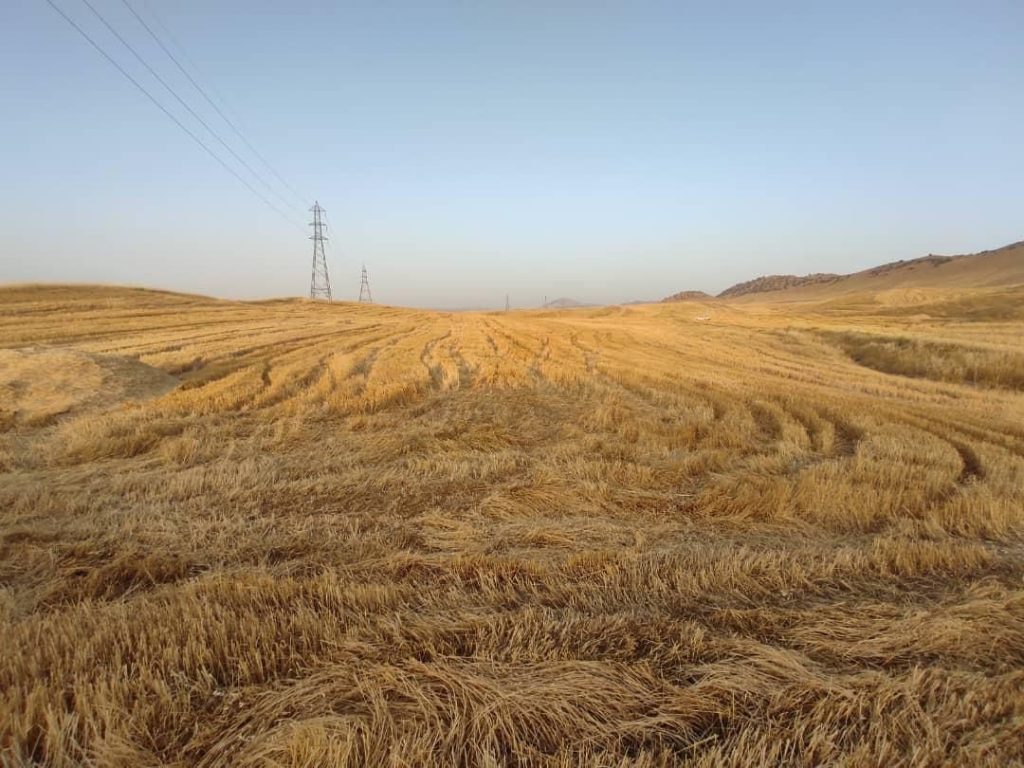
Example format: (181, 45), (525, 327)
(1, 282), (1023, 767)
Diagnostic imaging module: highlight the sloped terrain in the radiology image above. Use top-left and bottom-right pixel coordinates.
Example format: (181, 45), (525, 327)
(727, 241), (1024, 302)
(717, 272), (839, 298)
(661, 290), (712, 302)
(662, 240), (1024, 304)
(1, 285), (1022, 766)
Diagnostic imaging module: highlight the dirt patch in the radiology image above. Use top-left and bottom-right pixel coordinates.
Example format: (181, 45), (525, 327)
(0, 346), (177, 426)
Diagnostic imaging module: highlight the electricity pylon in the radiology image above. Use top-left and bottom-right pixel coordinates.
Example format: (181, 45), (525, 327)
(358, 264), (373, 302)
(309, 201), (332, 301)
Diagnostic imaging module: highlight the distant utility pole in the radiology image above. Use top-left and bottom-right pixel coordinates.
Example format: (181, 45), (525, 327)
(505, 294), (510, 312)
(543, 295), (547, 308)
(309, 201), (332, 302)
(358, 264), (373, 302)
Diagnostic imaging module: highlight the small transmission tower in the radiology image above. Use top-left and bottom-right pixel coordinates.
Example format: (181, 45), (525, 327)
(358, 264), (373, 302)
(309, 201), (332, 302)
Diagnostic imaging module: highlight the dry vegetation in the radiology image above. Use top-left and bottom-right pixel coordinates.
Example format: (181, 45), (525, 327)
(1, 283), (1023, 766)
(824, 330), (1024, 390)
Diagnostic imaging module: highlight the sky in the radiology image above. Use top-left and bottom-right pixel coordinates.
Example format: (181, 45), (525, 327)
(1, 0), (1022, 308)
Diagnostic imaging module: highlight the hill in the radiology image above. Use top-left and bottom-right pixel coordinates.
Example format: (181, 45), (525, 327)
(659, 240), (1024, 304)
(543, 297), (584, 308)
(717, 273), (839, 298)
(728, 241), (1024, 302)
(661, 290), (712, 302)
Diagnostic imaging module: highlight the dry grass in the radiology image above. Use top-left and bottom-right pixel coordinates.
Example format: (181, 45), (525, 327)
(1, 284), (1023, 767)
(824, 331), (1024, 390)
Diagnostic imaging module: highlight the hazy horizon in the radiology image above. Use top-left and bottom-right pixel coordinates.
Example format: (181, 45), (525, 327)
(1, 231), (1021, 312)
(2, 1), (1022, 309)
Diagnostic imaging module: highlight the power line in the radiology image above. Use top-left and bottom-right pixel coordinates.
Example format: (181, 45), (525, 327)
(75, 0), (303, 219)
(138, 0), (237, 119)
(44, 0), (303, 230)
(77, 0), (301, 216)
(138, 0), (310, 209)
(321, 207), (338, 254)
(119, 0), (310, 210)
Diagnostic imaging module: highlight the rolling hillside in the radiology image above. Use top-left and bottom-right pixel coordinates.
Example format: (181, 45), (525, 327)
(662, 240), (1024, 303)
(755, 241), (1024, 302)
(718, 273), (839, 298)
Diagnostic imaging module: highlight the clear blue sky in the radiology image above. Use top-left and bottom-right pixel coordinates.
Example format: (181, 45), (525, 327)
(1, 1), (1022, 307)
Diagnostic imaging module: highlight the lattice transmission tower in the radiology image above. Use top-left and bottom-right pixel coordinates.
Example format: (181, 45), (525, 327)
(358, 264), (373, 302)
(309, 201), (332, 301)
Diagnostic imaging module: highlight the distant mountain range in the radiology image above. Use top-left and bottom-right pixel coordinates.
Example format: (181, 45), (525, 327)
(543, 297), (585, 308)
(662, 241), (1024, 302)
